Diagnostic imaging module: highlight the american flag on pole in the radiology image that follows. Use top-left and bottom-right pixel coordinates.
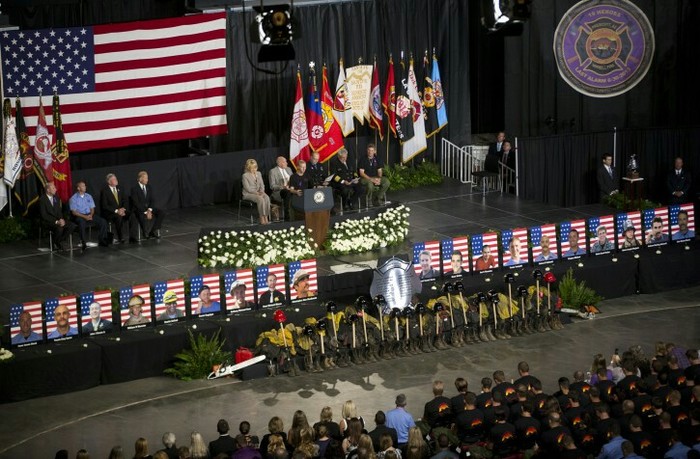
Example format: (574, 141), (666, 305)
(288, 259), (318, 302)
(189, 273), (221, 316)
(643, 207), (669, 245)
(560, 219), (587, 257)
(501, 227), (529, 266)
(471, 232), (499, 271)
(441, 236), (470, 274)
(670, 203), (695, 242)
(530, 224), (558, 261)
(119, 283), (152, 326)
(588, 215), (615, 253)
(224, 269), (255, 311)
(45, 296), (79, 339)
(256, 264), (287, 307)
(79, 290), (113, 328)
(0, 12), (227, 153)
(153, 279), (185, 320)
(616, 211), (642, 243)
(413, 240), (441, 277)
(9, 301), (43, 345)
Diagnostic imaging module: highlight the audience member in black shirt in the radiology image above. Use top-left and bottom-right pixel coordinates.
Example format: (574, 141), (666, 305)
(423, 380), (452, 428)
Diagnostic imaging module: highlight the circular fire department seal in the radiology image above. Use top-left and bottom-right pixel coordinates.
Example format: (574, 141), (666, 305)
(553, 0), (654, 98)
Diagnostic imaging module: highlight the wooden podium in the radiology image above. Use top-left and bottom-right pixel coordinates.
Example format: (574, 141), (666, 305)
(292, 187), (334, 248)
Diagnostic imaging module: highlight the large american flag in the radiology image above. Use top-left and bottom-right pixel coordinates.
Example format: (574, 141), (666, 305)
(119, 283), (152, 325)
(256, 264), (287, 302)
(560, 219), (587, 256)
(670, 203), (694, 238)
(616, 211), (642, 243)
(501, 227), (529, 265)
(588, 215), (615, 251)
(0, 12), (227, 153)
(9, 301), (43, 342)
(412, 240), (441, 276)
(79, 290), (113, 328)
(530, 224), (558, 260)
(154, 279), (185, 319)
(190, 273), (221, 312)
(441, 236), (470, 273)
(471, 232), (499, 271)
(288, 259), (318, 301)
(45, 296), (79, 335)
(643, 207), (669, 242)
(224, 269), (255, 309)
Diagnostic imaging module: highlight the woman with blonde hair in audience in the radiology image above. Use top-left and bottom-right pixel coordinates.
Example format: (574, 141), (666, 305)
(189, 431), (209, 459)
(108, 446), (125, 459)
(404, 427), (429, 459)
(288, 410), (311, 448)
(260, 417), (291, 458)
(242, 158), (271, 225)
(294, 426), (318, 458)
(133, 437), (151, 459)
(377, 433), (401, 459)
(339, 400), (364, 434)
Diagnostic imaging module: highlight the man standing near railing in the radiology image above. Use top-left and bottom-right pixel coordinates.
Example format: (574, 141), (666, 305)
(501, 141), (515, 169)
(488, 131), (506, 158)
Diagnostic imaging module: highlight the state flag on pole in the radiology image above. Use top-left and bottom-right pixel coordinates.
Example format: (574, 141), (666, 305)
(306, 65), (327, 155)
(394, 57), (413, 143)
(368, 60), (384, 140)
(382, 57), (397, 138)
(3, 99), (22, 189)
(420, 55), (438, 138)
(0, 112), (7, 212)
(51, 93), (73, 203)
(289, 70), (310, 165)
(333, 59), (354, 137)
(13, 98), (43, 215)
(320, 65), (344, 162)
(33, 98), (53, 185)
(401, 59), (427, 163)
(432, 54), (448, 131)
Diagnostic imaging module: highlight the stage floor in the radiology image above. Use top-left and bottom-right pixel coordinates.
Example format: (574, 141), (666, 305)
(2, 180), (697, 458)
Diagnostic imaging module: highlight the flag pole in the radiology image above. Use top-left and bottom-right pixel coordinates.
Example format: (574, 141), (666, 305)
(431, 47), (437, 164)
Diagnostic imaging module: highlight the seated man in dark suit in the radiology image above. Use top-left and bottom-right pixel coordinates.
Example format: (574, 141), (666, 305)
(330, 148), (365, 210)
(368, 411), (398, 453)
(39, 182), (77, 251)
(307, 151), (329, 187)
(209, 419), (237, 458)
(130, 171), (165, 239)
(100, 173), (131, 243)
(596, 153), (618, 202)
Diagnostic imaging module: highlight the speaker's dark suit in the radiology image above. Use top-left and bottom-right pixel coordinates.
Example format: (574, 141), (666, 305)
(39, 193), (77, 249)
(130, 183), (165, 237)
(667, 168), (691, 204)
(100, 185), (131, 241)
(596, 165), (618, 201)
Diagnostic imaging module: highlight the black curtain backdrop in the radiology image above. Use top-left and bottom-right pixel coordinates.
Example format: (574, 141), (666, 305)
(518, 126), (700, 207)
(503, 0), (700, 138)
(4, 0), (471, 170)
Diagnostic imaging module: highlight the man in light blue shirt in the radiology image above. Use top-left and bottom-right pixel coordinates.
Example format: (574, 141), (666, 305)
(384, 393), (415, 446)
(11, 311), (42, 344)
(597, 422), (624, 459)
(47, 304), (78, 339)
(69, 181), (110, 249)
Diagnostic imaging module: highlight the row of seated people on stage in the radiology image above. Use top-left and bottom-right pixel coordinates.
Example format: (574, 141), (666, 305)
(49, 341), (700, 459)
(39, 171), (166, 251)
(242, 145), (390, 225)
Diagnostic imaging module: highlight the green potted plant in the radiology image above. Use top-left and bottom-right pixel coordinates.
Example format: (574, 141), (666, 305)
(164, 329), (230, 381)
(558, 268), (603, 316)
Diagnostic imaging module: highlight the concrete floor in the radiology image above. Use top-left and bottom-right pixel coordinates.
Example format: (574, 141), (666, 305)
(1, 286), (698, 458)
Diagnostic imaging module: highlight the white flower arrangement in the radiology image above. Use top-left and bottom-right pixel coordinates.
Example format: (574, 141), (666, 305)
(198, 226), (316, 269)
(0, 347), (14, 362)
(325, 205), (411, 255)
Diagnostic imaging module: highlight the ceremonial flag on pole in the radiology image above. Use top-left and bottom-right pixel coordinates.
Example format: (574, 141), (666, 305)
(401, 59), (427, 163)
(382, 57), (397, 139)
(0, 13), (228, 153)
(51, 93), (73, 203)
(432, 54), (448, 131)
(394, 57), (413, 143)
(289, 70), (310, 165)
(306, 64), (332, 158)
(320, 65), (344, 162)
(368, 60), (384, 140)
(33, 98), (53, 184)
(420, 55), (438, 138)
(333, 59), (354, 136)
(3, 100), (22, 189)
(0, 103), (7, 212)
(13, 99), (43, 215)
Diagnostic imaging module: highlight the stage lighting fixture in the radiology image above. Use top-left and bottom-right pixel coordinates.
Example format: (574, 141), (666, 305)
(251, 3), (296, 62)
(481, 0), (532, 35)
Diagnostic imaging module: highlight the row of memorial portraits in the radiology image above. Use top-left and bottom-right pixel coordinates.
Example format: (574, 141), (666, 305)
(412, 204), (696, 281)
(7, 259), (318, 348)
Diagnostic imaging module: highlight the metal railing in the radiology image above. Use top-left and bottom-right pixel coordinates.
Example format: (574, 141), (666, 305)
(441, 138), (517, 194)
